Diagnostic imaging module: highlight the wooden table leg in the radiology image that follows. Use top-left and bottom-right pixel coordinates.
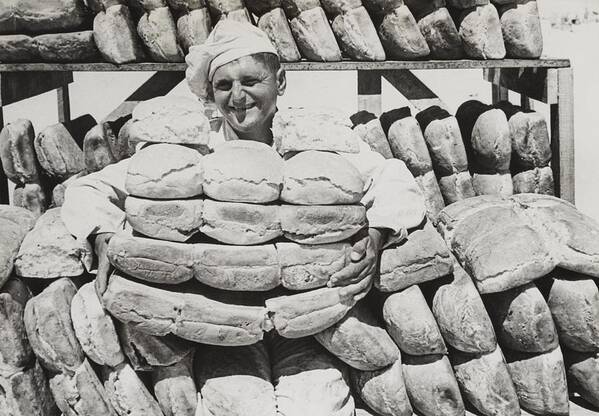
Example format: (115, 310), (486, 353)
(357, 70), (382, 116)
(0, 74), (9, 205)
(551, 67), (575, 203)
(492, 83), (509, 103)
(57, 80), (71, 123)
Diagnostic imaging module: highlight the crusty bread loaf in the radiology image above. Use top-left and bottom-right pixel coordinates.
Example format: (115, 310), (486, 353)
(547, 273), (599, 352)
(206, 0), (249, 21)
(271, 335), (355, 416)
(273, 107), (360, 154)
(504, 346), (569, 416)
(472, 172), (514, 196)
(414, 170), (446, 222)
(194, 243), (281, 291)
(564, 349), (599, 408)
(0, 34), (37, 62)
(117, 323), (194, 371)
(326, 4), (386, 61)
(103, 363), (164, 416)
(266, 285), (357, 338)
(107, 233), (195, 284)
(0, 206), (36, 288)
(125, 196), (203, 242)
(377, 221), (453, 292)
(0, 360), (57, 416)
(138, 7), (184, 62)
(152, 357), (198, 416)
(70, 282), (125, 368)
(34, 31), (99, 62)
(201, 200), (282, 245)
(415, 6), (464, 59)
(34, 122), (85, 181)
(195, 342), (276, 416)
(177, 8), (212, 53)
(457, 103), (511, 173)
(103, 274), (272, 345)
(351, 112), (393, 158)
(0, 119), (40, 185)
(23, 278), (85, 374)
(417, 108), (469, 176)
(257, 8), (302, 62)
(50, 359), (117, 416)
(450, 347), (520, 416)
(438, 171), (475, 204)
(130, 96), (210, 147)
(280, 204), (366, 244)
(351, 359), (412, 416)
(0, 0), (88, 35)
(383, 110), (433, 177)
(402, 354), (465, 416)
(203, 140), (283, 203)
(15, 208), (93, 278)
(276, 241), (350, 290)
(498, 0), (543, 58)
(513, 193), (599, 278)
(314, 301), (400, 370)
(13, 183), (46, 218)
(513, 166), (554, 195)
(455, 3), (506, 59)
(508, 109), (551, 170)
(283, 3), (342, 61)
(383, 286), (447, 355)
(484, 282), (558, 353)
(93, 5), (146, 64)
(125, 143), (204, 199)
(282, 151), (365, 205)
(374, 5), (430, 59)
(437, 198), (556, 293)
(0, 279), (33, 376)
(83, 123), (118, 173)
(431, 264), (497, 353)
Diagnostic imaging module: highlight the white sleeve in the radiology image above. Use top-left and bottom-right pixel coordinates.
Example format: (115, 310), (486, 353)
(340, 141), (426, 237)
(61, 158), (130, 240)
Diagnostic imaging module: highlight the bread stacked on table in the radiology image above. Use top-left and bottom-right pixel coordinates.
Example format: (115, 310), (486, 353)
(0, 0), (100, 63)
(0, 0), (544, 62)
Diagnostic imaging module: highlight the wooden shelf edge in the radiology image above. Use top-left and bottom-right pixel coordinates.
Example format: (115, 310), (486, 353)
(0, 58), (571, 72)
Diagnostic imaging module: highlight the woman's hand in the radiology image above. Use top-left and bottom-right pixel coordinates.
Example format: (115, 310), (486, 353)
(328, 228), (387, 301)
(94, 232), (114, 302)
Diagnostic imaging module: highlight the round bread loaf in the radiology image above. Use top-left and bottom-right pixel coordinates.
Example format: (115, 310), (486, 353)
(203, 140), (284, 203)
(498, 0), (543, 59)
(470, 108), (511, 173)
(456, 4), (506, 59)
(201, 200), (282, 245)
(129, 96), (210, 147)
(377, 5), (431, 59)
(0, 119), (39, 186)
(508, 110), (551, 170)
(385, 112), (433, 177)
(280, 204), (367, 244)
(125, 143), (204, 199)
(512, 167), (554, 195)
(416, 6), (464, 59)
(281, 150), (365, 205)
(438, 171), (475, 204)
(125, 196), (203, 242)
(472, 173), (514, 197)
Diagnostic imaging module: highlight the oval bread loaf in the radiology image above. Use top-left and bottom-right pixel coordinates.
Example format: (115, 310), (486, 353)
(200, 200), (282, 245)
(314, 301), (400, 371)
(125, 143), (204, 199)
(203, 140), (284, 203)
(125, 196), (204, 242)
(280, 204), (366, 244)
(282, 150), (365, 205)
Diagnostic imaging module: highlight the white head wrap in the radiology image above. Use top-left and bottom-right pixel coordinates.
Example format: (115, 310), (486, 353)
(185, 20), (279, 101)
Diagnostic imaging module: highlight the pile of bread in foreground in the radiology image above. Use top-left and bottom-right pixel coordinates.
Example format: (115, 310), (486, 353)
(0, 0), (543, 63)
(2, 97), (599, 416)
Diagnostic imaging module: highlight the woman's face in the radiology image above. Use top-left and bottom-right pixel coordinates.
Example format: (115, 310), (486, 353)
(211, 55), (286, 135)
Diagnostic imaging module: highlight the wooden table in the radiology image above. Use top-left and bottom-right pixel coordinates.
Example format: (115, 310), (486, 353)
(0, 59), (573, 204)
